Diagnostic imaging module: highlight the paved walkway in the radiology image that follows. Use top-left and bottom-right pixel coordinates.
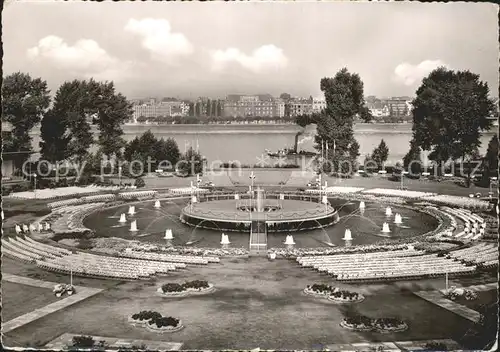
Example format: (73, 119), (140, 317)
(413, 291), (481, 323)
(45, 333), (183, 350)
(325, 339), (460, 351)
(2, 274), (103, 333)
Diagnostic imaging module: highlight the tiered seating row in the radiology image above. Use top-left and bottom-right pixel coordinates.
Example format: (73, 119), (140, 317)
(297, 250), (476, 282)
(448, 243), (498, 265)
(119, 250), (220, 264)
(118, 191), (158, 199)
(4, 236), (221, 280)
(49, 203), (105, 233)
(361, 188), (436, 199)
(422, 195), (491, 210)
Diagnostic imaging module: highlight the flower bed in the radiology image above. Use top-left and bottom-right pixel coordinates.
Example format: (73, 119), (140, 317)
(304, 283), (336, 296)
(443, 286), (478, 301)
(340, 316), (407, 333)
(157, 280), (215, 297)
(328, 289), (364, 303)
(304, 285), (364, 303)
(129, 310), (183, 333)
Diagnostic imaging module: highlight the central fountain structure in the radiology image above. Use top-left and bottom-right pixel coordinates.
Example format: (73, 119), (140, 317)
(154, 200), (161, 209)
(180, 186), (339, 233)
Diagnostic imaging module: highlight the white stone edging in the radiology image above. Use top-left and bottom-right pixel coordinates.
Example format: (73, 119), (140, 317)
(157, 283), (215, 297)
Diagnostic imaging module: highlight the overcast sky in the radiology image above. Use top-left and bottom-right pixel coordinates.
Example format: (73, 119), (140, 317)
(3, 1), (498, 100)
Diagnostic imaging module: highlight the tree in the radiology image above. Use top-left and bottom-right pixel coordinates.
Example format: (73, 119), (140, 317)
(155, 137), (180, 168)
(178, 147), (204, 176)
(124, 137), (140, 162)
(412, 67), (495, 174)
(206, 99), (211, 117)
(403, 138), (422, 176)
(93, 81), (132, 163)
(371, 139), (389, 170)
(482, 134), (498, 177)
(188, 102), (195, 117)
(280, 93), (291, 101)
(47, 80), (93, 163)
(2, 72), (51, 167)
(314, 68), (368, 176)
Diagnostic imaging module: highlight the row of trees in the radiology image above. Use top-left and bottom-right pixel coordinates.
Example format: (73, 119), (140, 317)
(2, 72), (132, 169)
(188, 99), (224, 117)
(306, 66), (497, 184)
(136, 115), (297, 124)
(123, 131), (203, 176)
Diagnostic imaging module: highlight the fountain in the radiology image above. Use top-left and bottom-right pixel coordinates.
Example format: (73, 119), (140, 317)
(119, 213), (127, 223)
(284, 235), (295, 245)
(128, 206), (136, 215)
(342, 228), (353, 241)
(394, 213), (403, 224)
(359, 201), (366, 210)
(154, 200), (161, 208)
(382, 222), (391, 233)
(15, 224), (21, 234)
(385, 207), (392, 217)
(220, 233), (230, 248)
(22, 224), (29, 233)
(44, 222), (51, 231)
(130, 220), (138, 232)
(29, 224), (36, 232)
(1, 210), (3, 220)
(37, 223), (43, 232)
(164, 229), (174, 240)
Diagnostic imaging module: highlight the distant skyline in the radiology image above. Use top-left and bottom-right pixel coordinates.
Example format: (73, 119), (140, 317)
(3, 2), (498, 99)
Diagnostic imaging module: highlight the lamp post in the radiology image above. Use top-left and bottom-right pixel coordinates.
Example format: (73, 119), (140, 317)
(33, 174), (37, 199)
(401, 171), (408, 190)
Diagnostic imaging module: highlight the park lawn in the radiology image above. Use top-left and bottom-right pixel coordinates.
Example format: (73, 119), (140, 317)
(2, 258), (474, 350)
(1, 281), (60, 321)
(1, 257), (123, 290)
(453, 289), (498, 311)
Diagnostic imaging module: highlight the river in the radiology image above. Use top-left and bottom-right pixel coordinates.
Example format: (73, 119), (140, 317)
(23, 123), (497, 165)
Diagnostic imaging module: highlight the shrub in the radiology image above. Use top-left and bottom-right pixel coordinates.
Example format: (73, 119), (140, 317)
(161, 283), (184, 292)
(183, 280), (209, 290)
(423, 342), (448, 351)
(134, 177), (145, 188)
(131, 310), (162, 321)
(149, 316), (180, 328)
(72, 335), (95, 348)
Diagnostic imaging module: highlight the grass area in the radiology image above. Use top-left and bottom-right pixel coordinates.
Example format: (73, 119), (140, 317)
(2, 197), (51, 229)
(3, 257), (476, 350)
(453, 289), (498, 311)
(1, 281), (60, 321)
(1, 257), (123, 290)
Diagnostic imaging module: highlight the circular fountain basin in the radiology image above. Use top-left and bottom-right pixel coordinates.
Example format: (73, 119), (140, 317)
(180, 199), (339, 232)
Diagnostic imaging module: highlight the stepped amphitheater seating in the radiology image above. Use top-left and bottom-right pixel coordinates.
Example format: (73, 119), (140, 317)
(205, 172), (234, 187)
(306, 187), (365, 194)
(119, 250), (220, 264)
(3, 236), (220, 280)
(297, 249), (476, 282)
(447, 243), (498, 267)
(168, 187), (209, 195)
(440, 207), (486, 240)
(49, 203), (105, 233)
(422, 195), (491, 210)
(81, 193), (116, 203)
(361, 188), (436, 199)
(286, 171), (316, 187)
(48, 198), (83, 209)
(118, 190), (158, 199)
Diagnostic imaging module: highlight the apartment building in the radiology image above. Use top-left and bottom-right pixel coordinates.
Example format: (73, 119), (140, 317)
(132, 98), (189, 120)
(312, 97), (326, 113)
(223, 94), (283, 118)
(288, 98), (313, 117)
